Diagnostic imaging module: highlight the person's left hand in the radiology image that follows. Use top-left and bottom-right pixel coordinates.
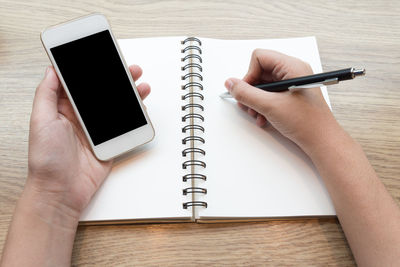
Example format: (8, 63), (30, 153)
(27, 65), (150, 220)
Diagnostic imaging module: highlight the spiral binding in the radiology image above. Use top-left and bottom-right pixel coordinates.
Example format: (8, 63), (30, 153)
(182, 136), (205, 145)
(182, 160), (206, 169)
(182, 113), (204, 122)
(182, 73), (203, 81)
(181, 63), (202, 72)
(183, 187), (207, 195)
(181, 37), (202, 46)
(181, 92), (204, 100)
(181, 54), (203, 63)
(182, 125), (204, 133)
(181, 46), (202, 54)
(182, 147), (205, 156)
(182, 82), (203, 90)
(182, 174), (206, 181)
(181, 103), (204, 111)
(183, 201), (208, 209)
(181, 37), (207, 210)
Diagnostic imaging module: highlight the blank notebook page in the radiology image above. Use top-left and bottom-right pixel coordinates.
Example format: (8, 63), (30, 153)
(198, 37), (335, 218)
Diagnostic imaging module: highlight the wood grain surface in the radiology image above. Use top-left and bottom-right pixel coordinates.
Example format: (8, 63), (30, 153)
(1, 0), (399, 265)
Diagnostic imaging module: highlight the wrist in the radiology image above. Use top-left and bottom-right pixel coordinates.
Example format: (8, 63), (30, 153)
(1, 178), (78, 266)
(299, 118), (355, 163)
(20, 177), (80, 231)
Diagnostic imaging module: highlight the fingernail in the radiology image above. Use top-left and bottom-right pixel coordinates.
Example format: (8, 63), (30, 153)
(225, 79), (234, 91)
(44, 66), (50, 77)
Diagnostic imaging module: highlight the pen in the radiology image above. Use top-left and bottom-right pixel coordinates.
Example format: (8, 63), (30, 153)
(220, 67), (366, 98)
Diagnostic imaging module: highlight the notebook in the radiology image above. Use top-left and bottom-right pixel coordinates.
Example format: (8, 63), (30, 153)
(80, 36), (336, 224)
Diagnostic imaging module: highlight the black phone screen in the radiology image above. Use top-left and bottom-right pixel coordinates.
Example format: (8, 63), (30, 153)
(50, 30), (147, 146)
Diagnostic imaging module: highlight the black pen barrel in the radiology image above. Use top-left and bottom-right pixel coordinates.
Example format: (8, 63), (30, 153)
(255, 68), (353, 92)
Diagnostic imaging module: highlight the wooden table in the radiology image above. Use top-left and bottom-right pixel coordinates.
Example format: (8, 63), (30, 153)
(1, 0), (399, 265)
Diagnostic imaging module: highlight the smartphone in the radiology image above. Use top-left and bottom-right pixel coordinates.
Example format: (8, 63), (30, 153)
(40, 14), (155, 161)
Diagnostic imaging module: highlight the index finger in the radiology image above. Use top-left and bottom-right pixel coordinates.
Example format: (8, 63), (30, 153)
(31, 67), (61, 124)
(243, 49), (293, 85)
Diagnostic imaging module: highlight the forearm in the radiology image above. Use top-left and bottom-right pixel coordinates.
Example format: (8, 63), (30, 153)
(305, 121), (400, 266)
(1, 179), (79, 267)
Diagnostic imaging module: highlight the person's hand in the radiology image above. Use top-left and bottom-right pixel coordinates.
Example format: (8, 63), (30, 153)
(27, 65), (150, 221)
(225, 49), (339, 155)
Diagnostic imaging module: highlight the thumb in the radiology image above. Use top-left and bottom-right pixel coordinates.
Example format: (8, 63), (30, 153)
(31, 66), (61, 124)
(225, 78), (272, 114)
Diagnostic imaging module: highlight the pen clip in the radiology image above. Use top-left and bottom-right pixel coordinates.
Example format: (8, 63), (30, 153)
(288, 78), (338, 91)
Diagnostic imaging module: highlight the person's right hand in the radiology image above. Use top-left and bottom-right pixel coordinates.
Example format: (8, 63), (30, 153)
(225, 49), (340, 155)
(226, 50), (400, 267)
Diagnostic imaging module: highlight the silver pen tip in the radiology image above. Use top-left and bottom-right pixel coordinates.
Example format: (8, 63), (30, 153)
(219, 92), (232, 99)
(352, 68), (366, 77)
